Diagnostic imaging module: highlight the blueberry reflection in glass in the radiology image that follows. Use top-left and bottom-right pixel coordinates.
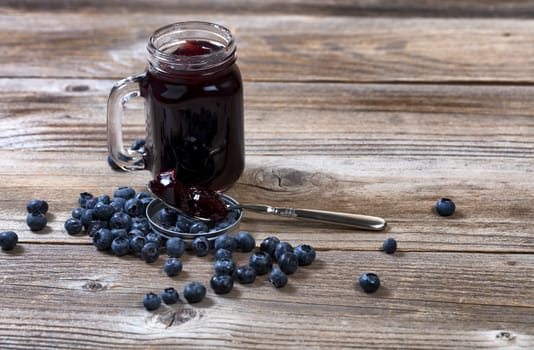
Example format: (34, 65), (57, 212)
(107, 22), (244, 221)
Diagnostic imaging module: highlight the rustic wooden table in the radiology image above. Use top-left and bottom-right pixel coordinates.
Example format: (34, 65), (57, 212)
(1, 1), (533, 349)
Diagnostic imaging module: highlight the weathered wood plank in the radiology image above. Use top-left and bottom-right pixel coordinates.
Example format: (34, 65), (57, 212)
(0, 151), (532, 253)
(3, 0), (534, 18)
(1, 13), (534, 82)
(0, 246), (532, 349)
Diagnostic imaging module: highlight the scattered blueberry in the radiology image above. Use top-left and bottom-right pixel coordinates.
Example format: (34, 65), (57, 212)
(269, 268), (288, 288)
(435, 198), (456, 216)
(78, 192), (94, 207)
(84, 198), (97, 209)
(382, 238), (397, 254)
(143, 292), (161, 311)
(235, 231), (255, 252)
(165, 237), (185, 258)
(214, 248), (232, 260)
(26, 212), (47, 231)
(141, 242), (160, 263)
(93, 228), (113, 250)
(134, 191), (151, 200)
(97, 194), (111, 204)
(175, 216), (191, 232)
(278, 252), (298, 275)
(214, 258), (236, 275)
(131, 217), (150, 234)
(294, 244), (316, 266)
(26, 199), (49, 214)
(161, 287), (179, 305)
(80, 209), (96, 229)
(129, 235), (146, 253)
(124, 198), (144, 217)
(87, 220), (106, 237)
(234, 265), (256, 284)
(64, 218), (83, 235)
(249, 251), (273, 275)
(111, 236), (130, 256)
(158, 208), (178, 226)
(189, 221), (209, 234)
(191, 236), (210, 257)
(111, 228), (128, 240)
(274, 241), (293, 261)
(183, 281), (206, 303)
(260, 236), (280, 257)
(93, 202), (114, 221)
(214, 233), (237, 251)
(114, 186), (136, 200)
(0, 231), (18, 250)
(359, 272), (381, 293)
(145, 232), (163, 246)
(210, 274), (234, 294)
(71, 207), (84, 219)
(163, 258), (183, 277)
(109, 212), (132, 231)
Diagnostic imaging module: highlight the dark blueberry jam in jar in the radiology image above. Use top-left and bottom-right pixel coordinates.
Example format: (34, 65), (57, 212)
(108, 22), (244, 219)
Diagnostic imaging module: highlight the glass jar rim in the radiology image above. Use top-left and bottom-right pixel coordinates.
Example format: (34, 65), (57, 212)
(147, 21), (236, 73)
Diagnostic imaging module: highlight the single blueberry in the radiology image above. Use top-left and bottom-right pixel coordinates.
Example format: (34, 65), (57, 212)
(87, 220), (106, 237)
(234, 265), (256, 284)
(165, 237), (185, 258)
(269, 268), (288, 288)
(80, 208), (96, 228)
(0, 231), (18, 250)
(294, 244), (316, 266)
(214, 233), (237, 251)
(278, 252), (298, 275)
(210, 274), (234, 294)
(189, 221), (209, 234)
(226, 210), (239, 224)
(141, 242), (160, 263)
(161, 287), (179, 305)
(158, 208), (178, 226)
(134, 191), (151, 200)
(191, 236), (210, 257)
(114, 186), (136, 200)
(93, 228), (113, 251)
(214, 221), (230, 231)
(71, 207), (84, 219)
(111, 236), (130, 256)
(111, 196), (127, 209)
(145, 232), (163, 247)
(111, 228), (128, 240)
(214, 258), (236, 275)
(143, 292), (161, 311)
(93, 202), (115, 221)
(359, 272), (381, 293)
(235, 231), (255, 252)
(175, 215), (191, 232)
(131, 217), (150, 234)
(436, 198), (456, 216)
(382, 238), (397, 254)
(26, 199), (49, 214)
(249, 251), (273, 275)
(214, 248), (232, 260)
(97, 194), (111, 204)
(85, 198), (98, 209)
(124, 198), (144, 217)
(183, 281), (206, 303)
(260, 236), (280, 257)
(26, 212), (47, 231)
(274, 241), (293, 261)
(64, 218), (83, 235)
(139, 197), (152, 213)
(78, 192), (94, 208)
(128, 228), (145, 239)
(129, 235), (146, 253)
(110, 200), (124, 213)
(109, 212), (132, 231)
(163, 257), (183, 277)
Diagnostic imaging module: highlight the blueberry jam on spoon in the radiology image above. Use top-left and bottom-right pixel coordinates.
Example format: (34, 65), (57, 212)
(148, 169), (228, 222)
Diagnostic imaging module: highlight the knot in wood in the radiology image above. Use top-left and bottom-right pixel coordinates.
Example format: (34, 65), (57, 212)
(496, 331), (515, 342)
(66, 84), (90, 92)
(81, 280), (107, 292)
(157, 307), (198, 328)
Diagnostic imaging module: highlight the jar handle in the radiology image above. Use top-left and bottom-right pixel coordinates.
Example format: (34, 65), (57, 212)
(107, 73), (146, 171)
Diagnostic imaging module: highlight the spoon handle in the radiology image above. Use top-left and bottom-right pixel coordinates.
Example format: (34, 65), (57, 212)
(232, 205), (387, 231)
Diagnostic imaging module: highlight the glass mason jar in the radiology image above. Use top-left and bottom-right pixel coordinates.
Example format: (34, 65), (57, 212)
(107, 22), (245, 216)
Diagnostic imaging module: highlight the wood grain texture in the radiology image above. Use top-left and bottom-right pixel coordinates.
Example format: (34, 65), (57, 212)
(1, 12), (534, 82)
(0, 246), (532, 349)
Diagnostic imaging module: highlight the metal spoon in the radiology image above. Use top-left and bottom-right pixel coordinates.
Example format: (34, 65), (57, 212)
(148, 185), (386, 231)
(227, 203), (386, 231)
